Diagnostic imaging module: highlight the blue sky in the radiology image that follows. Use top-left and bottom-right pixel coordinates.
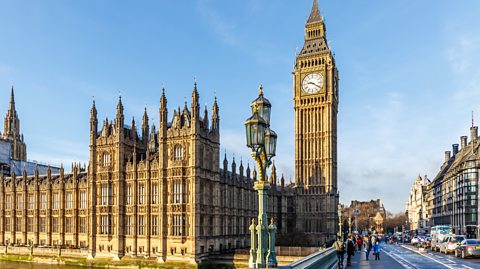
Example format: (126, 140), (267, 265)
(1, 0), (480, 213)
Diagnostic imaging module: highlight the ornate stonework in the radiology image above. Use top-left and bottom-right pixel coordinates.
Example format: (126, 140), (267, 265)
(292, 0), (339, 244)
(1, 86), (27, 161)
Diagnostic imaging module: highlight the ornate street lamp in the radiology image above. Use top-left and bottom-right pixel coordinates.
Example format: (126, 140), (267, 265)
(246, 84), (278, 268)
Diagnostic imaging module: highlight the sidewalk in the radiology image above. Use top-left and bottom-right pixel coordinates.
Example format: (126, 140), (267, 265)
(347, 247), (405, 269)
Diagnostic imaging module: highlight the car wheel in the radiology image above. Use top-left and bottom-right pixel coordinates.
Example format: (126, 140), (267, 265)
(462, 250), (465, 259)
(455, 250), (458, 257)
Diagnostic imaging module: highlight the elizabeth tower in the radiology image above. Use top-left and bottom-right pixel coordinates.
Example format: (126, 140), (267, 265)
(293, 0), (339, 244)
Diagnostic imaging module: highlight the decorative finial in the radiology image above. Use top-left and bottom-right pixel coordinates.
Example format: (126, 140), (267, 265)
(162, 81), (165, 89)
(194, 75), (197, 85)
(253, 103), (259, 113)
(259, 84), (263, 95)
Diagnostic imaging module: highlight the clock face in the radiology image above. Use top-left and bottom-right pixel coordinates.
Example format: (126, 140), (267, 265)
(302, 73), (324, 94)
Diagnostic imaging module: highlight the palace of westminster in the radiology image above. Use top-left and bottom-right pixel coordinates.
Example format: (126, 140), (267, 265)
(0, 1), (339, 264)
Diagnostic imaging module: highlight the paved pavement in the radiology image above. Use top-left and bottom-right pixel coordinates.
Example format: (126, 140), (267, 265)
(343, 244), (405, 269)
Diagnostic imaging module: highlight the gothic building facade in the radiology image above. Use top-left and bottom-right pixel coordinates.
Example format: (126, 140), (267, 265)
(0, 0), (339, 264)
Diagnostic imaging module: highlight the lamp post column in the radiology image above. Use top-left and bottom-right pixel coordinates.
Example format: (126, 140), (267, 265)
(338, 204), (343, 239)
(249, 219), (257, 268)
(255, 181), (270, 268)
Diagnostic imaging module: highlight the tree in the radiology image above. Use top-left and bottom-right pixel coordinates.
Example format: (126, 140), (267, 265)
(384, 212), (408, 234)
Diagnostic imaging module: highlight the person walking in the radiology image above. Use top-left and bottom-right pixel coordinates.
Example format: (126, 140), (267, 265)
(364, 237), (372, 261)
(357, 236), (363, 252)
(346, 235), (355, 266)
(373, 241), (381, 260)
(333, 236), (345, 268)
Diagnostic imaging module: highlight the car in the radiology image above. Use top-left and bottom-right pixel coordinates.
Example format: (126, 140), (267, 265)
(455, 239), (480, 258)
(439, 235), (465, 254)
(421, 236), (432, 248)
(411, 236), (419, 245)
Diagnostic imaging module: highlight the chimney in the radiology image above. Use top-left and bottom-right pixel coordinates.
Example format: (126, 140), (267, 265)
(461, 136), (468, 150)
(470, 126), (478, 142)
(452, 144), (459, 155)
(444, 151), (451, 162)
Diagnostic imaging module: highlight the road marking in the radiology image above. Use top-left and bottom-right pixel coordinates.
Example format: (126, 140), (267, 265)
(399, 245), (459, 269)
(383, 249), (418, 269)
(462, 265), (473, 269)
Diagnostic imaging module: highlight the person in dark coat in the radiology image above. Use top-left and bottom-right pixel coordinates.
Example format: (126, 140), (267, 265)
(346, 235), (355, 266)
(364, 237), (373, 261)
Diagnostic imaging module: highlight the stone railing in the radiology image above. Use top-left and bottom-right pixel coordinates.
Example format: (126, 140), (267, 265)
(282, 247), (336, 269)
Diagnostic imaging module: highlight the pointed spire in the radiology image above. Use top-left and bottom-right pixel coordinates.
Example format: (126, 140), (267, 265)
(270, 162), (277, 185)
(203, 105), (209, 128)
(212, 95), (219, 131)
(281, 173), (285, 187)
(232, 156), (236, 176)
(307, 0), (322, 24)
(90, 97), (97, 118)
(160, 86), (167, 108)
(239, 159), (244, 178)
(116, 95), (123, 115)
(9, 84), (15, 111)
(131, 117), (137, 140)
(246, 162), (251, 179)
(142, 107), (149, 143)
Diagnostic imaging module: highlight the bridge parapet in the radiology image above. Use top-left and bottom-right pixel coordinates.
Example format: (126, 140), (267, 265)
(281, 247), (336, 269)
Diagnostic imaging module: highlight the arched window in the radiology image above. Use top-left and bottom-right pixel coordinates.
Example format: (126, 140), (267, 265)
(103, 153), (111, 167)
(174, 145), (184, 160)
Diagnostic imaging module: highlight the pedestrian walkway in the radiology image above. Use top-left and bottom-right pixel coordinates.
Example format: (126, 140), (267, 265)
(347, 246), (406, 269)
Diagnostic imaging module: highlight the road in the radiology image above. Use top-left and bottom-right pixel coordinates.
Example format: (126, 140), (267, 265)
(347, 243), (480, 269)
(390, 243), (480, 269)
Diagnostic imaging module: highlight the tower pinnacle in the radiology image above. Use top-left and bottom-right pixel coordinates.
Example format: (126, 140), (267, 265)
(307, 0), (322, 24)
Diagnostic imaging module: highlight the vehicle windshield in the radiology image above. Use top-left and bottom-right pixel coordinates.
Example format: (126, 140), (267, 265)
(452, 237), (464, 242)
(438, 227), (453, 234)
(466, 239), (480, 245)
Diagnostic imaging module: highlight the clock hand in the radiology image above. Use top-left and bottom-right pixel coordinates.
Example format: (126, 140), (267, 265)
(308, 82), (320, 88)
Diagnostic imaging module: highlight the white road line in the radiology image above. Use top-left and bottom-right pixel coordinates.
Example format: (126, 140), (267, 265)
(462, 265), (473, 269)
(383, 249), (416, 269)
(399, 245), (459, 269)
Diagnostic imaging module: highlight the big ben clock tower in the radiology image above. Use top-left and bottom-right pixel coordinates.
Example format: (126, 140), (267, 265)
(293, 0), (339, 244)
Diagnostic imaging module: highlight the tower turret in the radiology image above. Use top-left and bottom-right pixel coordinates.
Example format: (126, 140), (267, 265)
(191, 82), (200, 118)
(3, 85), (27, 161)
(142, 108), (149, 144)
(212, 96), (219, 131)
(223, 153), (228, 177)
(90, 99), (98, 144)
(116, 95), (124, 131)
(131, 117), (137, 140)
(160, 87), (168, 131)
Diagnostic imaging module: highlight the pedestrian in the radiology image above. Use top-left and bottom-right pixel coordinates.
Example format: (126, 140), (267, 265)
(333, 236), (345, 267)
(364, 237), (372, 261)
(357, 236), (363, 252)
(373, 241), (381, 260)
(346, 235), (355, 266)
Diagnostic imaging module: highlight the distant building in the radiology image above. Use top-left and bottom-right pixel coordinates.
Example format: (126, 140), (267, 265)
(0, 86), (59, 176)
(343, 199), (386, 234)
(426, 125), (480, 238)
(405, 175), (429, 231)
